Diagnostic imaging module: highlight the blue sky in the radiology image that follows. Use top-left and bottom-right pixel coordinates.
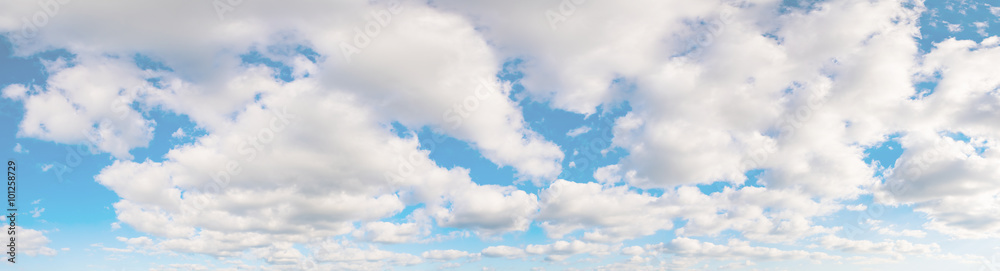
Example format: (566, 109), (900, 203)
(2, 0), (1000, 270)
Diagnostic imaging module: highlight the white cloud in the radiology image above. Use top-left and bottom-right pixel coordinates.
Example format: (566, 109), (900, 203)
(5, 56), (156, 159)
(975, 21), (989, 36)
(524, 240), (613, 262)
(874, 226), (927, 238)
(846, 204), (867, 211)
(650, 237), (838, 264)
(311, 239), (422, 267)
(30, 207), (44, 218)
(432, 183), (539, 236)
(946, 22), (963, 32)
(817, 235), (940, 257)
(171, 128), (186, 138)
(84, 68), (542, 258)
(117, 236), (154, 247)
(16, 227), (58, 257)
(537, 180), (677, 242)
(594, 0), (922, 201)
(566, 126), (591, 137)
(354, 221), (423, 244)
(421, 249), (476, 261)
(12, 143), (26, 153)
(481, 245), (525, 259)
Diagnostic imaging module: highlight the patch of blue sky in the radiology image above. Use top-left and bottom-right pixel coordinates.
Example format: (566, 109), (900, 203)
(132, 53), (173, 72)
(864, 133), (904, 177)
(942, 130), (972, 142)
(239, 50), (295, 82)
(777, 0), (826, 14)
(918, 0), (999, 53)
(414, 127), (521, 188)
(911, 80), (938, 100)
(523, 99), (630, 184)
(940, 130), (991, 155)
(697, 169), (767, 195)
(0, 38), (75, 90)
(815, 194), (923, 236)
(500, 59), (633, 186)
(128, 111), (201, 163)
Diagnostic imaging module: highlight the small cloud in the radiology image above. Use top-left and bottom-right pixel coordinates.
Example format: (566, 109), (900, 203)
(111, 222), (121, 231)
(568, 161), (576, 168)
(41, 164), (54, 172)
(846, 204), (867, 211)
(991, 6), (1000, 17)
(31, 207), (45, 218)
(566, 126), (591, 137)
(32, 199), (42, 205)
(974, 21), (989, 37)
(13, 143), (27, 153)
(946, 22), (963, 32)
(171, 128), (186, 138)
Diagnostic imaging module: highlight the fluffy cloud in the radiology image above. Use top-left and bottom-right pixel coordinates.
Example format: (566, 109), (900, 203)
(4, 56), (154, 159)
(354, 221), (424, 244)
(309, 239), (423, 269)
(870, 37), (1000, 239)
(17, 227), (58, 257)
(817, 235), (940, 258)
(538, 179), (839, 244)
(89, 68), (541, 259)
(421, 249), (476, 261)
(652, 237), (838, 263)
(537, 180), (677, 242)
(525, 240), (614, 262)
(481, 245), (526, 259)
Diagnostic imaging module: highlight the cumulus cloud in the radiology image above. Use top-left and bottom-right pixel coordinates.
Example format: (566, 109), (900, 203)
(565, 126), (591, 137)
(481, 245), (526, 259)
(5, 56), (155, 159)
(12, 143), (26, 153)
(817, 235), (940, 258)
(421, 249), (476, 261)
(525, 240), (613, 262)
(874, 38), (1000, 237)
(649, 237), (839, 266)
(17, 227), (58, 257)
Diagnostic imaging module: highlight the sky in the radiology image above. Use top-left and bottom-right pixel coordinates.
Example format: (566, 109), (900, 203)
(1, 0), (1000, 270)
